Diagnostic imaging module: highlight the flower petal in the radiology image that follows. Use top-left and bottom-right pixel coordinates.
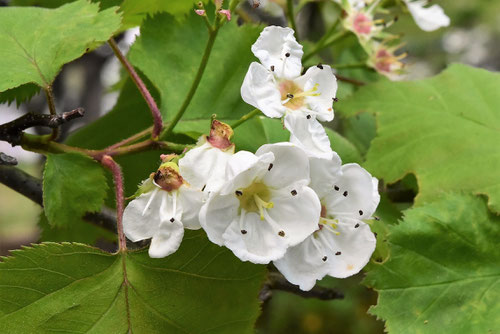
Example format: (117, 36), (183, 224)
(149, 219), (185, 258)
(295, 65), (337, 122)
(285, 113), (333, 160)
(309, 154), (342, 199)
(223, 211), (289, 264)
(256, 142), (310, 189)
(123, 188), (162, 242)
(323, 163), (380, 219)
(251, 26), (303, 79)
(199, 193), (239, 245)
(405, 0), (450, 32)
(179, 141), (234, 192)
(273, 234), (330, 291)
(241, 62), (286, 118)
(178, 185), (203, 230)
(267, 185), (321, 246)
(220, 151), (274, 196)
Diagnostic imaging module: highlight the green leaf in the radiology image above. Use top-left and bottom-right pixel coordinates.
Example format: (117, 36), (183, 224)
(128, 11), (262, 122)
(0, 0), (121, 91)
(38, 213), (116, 245)
(43, 153), (108, 227)
(0, 83), (40, 107)
(365, 193), (500, 333)
(120, 0), (198, 29)
(338, 64), (500, 212)
(0, 235), (266, 333)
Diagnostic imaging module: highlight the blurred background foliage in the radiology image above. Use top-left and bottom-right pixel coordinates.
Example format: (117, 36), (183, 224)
(0, 0), (498, 333)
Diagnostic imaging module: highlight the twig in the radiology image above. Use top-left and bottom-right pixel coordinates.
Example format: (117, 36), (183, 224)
(100, 155), (127, 252)
(0, 108), (85, 146)
(108, 38), (163, 139)
(0, 165), (116, 231)
(0, 153), (18, 166)
(44, 85), (60, 140)
(230, 108), (261, 129)
(261, 272), (344, 302)
(303, 30), (349, 62)
(336, 75), (366, 86)
(286, 0), (298, 38)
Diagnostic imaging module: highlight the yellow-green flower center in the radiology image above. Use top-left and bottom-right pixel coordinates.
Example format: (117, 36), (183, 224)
(279, 80), (320, 110)
(236, 182), (274, 220)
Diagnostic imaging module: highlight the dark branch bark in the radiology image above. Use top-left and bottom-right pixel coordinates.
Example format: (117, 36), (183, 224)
(261, 272), (344, 302)
(0, 165), (116, 231)
(336, 75), (366, 86)
(0, 108), (85, 145)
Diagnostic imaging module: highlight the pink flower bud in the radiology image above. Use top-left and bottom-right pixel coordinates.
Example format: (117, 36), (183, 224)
(219, 9), (231, 21)
(195, 9), (206, 16)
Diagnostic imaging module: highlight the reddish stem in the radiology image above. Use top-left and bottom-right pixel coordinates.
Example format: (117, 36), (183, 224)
(101, 155), (127, 252)
(108, 38), (163, 139)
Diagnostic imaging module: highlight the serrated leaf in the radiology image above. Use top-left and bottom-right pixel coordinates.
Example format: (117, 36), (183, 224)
(0, 83), (40, 107)
(338, 64), (500, 212)
(364, 193), (500, 333)
(128, 11), (262, 122)
(43, 153), (108, 227)
(120, 0), (198, 29)
(0, 235), (266, 333)
(38, 212), (116, 245)
(0, 0), (121, 92)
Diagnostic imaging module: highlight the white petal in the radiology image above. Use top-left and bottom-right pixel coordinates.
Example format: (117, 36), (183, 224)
(321, 218), (376, 278)
(179, 141), (234, 192)
(405, 0), (450, 32)
(178, 185), (204, 230)
(267, 185), (321, 246)
(256, 142), (310, 189)
(148, 219), (185, 258)
(309, 154), (342, 199)
(241, 62), (286, 118)
(274, 234), (330, 291)
(323, 163), (380, 219)
(220, 151), (274, 196)
(251, 26), (303, 79)
(199, 193), (239, 246)
(122, 189), (162, 242)
(285, 113), (333, 160)
(223, 211), (289, 264)
(275, 217), (376, 289)
(294, 65), (337, 122)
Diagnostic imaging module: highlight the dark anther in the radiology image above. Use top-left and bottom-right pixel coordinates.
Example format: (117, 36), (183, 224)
(268, 163), (273, 171)
(170, 218), (175, 223)
(354, 223), (360, 228)
(322, 256), (328, 261)
(235, 190), (243, 196)
(374, 216), (380, 221)
(334, 185), (339, 191)
(291, 190), (297, 196)
(343, 191), (348, 197)
(278, 230), (285, 237)
(287, 93), (294, 99)
(201, 184), (206, 191)
(285, 52), (290, 57)
(306, 115), (311, 119)
(317, 64), (324, 69)
(271, 65), (275, 71)
(376, 257), (383, 263)
(332, 97), (339, 102)
(241, 229), (247, 234)
(359, 210), (363, 216)
(153, 170), (162, 183)
(394, 15), (399, 22)
(374, 232), (378, 238)
(335, 251), (341, 256)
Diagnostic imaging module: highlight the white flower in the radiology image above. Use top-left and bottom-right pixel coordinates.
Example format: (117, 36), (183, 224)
(199, 143), (321, 264)
(179, 120), (235, 193)
(241, 26), (337, 159)
(404, 0), (450, 32)
(274, 156), (379, 290)
(123, 161), (203, 258)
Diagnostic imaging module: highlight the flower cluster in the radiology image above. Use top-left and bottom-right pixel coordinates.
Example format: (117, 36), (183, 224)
(122, 26), (379, 290)
(334, 0), (449, 79)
